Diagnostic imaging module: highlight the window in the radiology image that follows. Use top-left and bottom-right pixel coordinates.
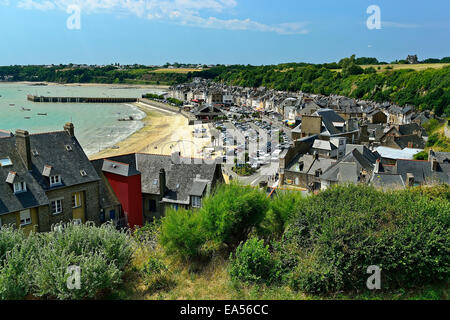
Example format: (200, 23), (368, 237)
(72, 193), (81, 208)
(50, 199), (63, 215)
(50, 175), (61, 187)
(80, 170), (87, 177)
(149, 200), (157, 212)
(0, 158), (12, 167)
(20, 210), (31, 226)
(192, 196), (202, 208)
(65, 145), (73, 151)
(13, 181), (27, 194)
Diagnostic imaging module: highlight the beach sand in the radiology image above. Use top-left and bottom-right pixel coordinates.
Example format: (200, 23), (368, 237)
(89, 103), (211, 160)
(9, 81), (170, 90)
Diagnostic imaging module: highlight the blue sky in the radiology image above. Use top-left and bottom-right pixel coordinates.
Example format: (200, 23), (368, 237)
(0, 0), (449, 65)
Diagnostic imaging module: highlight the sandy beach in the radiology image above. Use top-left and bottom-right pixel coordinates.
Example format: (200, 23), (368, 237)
(89, 102), (211, 160)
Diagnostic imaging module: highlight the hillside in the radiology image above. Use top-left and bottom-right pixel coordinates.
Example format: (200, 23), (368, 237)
(2, 184), (447, 300)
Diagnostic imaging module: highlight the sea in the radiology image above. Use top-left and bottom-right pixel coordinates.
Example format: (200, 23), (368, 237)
(0, 83), (165, 156)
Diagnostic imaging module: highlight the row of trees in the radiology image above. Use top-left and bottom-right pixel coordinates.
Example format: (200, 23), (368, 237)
(191, 57), (450, 116)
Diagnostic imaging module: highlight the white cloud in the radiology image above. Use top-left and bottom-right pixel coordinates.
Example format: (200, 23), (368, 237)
(10, 0), (308, 35)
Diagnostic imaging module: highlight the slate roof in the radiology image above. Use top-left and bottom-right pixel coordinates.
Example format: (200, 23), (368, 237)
(394, 134), (426, 149)
(0, 137), (48, 215)
(395, 159), (449, 184)
(371, 173), (405, 190)
(345, 144), (379, 164)
(99, 153), (222, 205)
(320, 149), (374, 182)
(28, 132), (100, 190)
(429, 150), (450, 163)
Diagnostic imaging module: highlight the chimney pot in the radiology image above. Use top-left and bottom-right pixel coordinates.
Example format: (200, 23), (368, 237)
(64, 123), (74, 137)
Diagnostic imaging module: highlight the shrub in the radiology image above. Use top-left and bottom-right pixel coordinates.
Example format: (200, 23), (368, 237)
(229, 237), (281, 284)
(0, 222), (133, 300)
(261, 191), (304, 238)
(200, 184), (270, 249)
(159, 208), (207, 260)
(283, 185), (450, 293)
(160, 184), (270, 259)
(0, 236), (37, 300)
(32, 247), (121, 300)
(141, 256), (175, 292)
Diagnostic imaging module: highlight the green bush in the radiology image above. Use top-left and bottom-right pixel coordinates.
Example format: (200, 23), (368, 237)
(283, 185), (450, 293)
(229, 237), (281, 284)
(159, 208), (207, 260)
(200, 184), (270, 249)
(160, 184), (270, 259)
(141, 256), (175, 292)
(0, 222), (133, 300)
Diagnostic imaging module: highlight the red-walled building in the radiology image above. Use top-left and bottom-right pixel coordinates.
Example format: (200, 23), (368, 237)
(101, 159), (143, 228)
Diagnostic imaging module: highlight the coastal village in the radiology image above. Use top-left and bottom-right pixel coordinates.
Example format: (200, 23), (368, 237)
(0, 77), (449, 233)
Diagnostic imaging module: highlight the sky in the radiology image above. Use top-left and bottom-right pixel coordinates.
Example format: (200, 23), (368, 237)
(0, 0), (449, 66)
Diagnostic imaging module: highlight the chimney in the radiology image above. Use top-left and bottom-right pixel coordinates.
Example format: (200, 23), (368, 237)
(64, 122), (74, 137)
(406, 173), (414, 187)
(313, 151), (319, 160)
(374, 159), (380, 174)
(431, 158), (438, 172)
(15, 130), (32, 170)
(159, 169), (166, 196)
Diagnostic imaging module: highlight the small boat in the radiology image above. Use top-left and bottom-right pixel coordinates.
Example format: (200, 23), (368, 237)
(24, 117), (31, 119)
(21, 107), (31, 111)
(111, 145), (120, 149)
(37, 113), (47, 116)
(9, 104), (15, 106)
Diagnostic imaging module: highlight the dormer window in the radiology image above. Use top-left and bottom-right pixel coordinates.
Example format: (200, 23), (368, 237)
(65, 145), (73, 151)
(0, 158), (12, 167)
(80, 170), (87, 177)
(13, 181), (27, 194)
(50, 175), (62, 187)
(32, 149), (39, 156)
(192, 196), (202, 208)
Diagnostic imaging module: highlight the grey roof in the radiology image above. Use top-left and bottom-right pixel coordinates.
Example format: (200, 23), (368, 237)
(395, 159), (449, 184)
(0, 137), (49, 215)
(371, 173), (405, 190)
(314, 108), (345, 123)
(189, 181), (208, 197)
(345, 144), (379, 164)
(321, 149), (374, 182)
(102, 159), (140, 177)
(28, 132), (100, 190)
(429, 150), (450, 163)
(394, 135), (426, 149)
(100, 153), (221, 204)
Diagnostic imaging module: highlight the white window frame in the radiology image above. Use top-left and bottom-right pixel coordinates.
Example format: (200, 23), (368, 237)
(50, 175), (62, 187)
(13, 181), (27, 194)
(192, 196), (202, 208)
(20, 209), (32, 226)
(72, 193), (82, 208)
(50, 199), (63, 215)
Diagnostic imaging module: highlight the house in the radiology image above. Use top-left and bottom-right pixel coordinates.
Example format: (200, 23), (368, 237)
(380, 123), (426, 149)
(193, 104), (225, 122)
(94, 152), (224, 223)
(0, 124), (116, 233)
(292, 109), (360, 143)
(370, 153), (450, 188)
(311, 137), (346, 159)
(283, 152), (335, 191)
(320, 147), (378, 190)
(367, 109), (388, 124)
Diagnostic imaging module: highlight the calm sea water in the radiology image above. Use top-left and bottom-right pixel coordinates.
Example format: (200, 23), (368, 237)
(0, 83), (165, 155)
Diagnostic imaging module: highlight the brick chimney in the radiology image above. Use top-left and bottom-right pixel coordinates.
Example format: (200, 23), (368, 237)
(374, 159), (380, 174)
(159, 168), (166, 196)
(15, 130), (32, 170)
(64, 122), (74, 137)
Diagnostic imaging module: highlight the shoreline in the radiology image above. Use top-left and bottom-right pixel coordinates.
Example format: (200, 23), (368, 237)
(89, 102), (211, 161)
(0, 81), (170, 90)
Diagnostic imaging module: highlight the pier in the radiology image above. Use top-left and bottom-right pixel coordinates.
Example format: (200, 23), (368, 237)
(27, 95), (138, 103)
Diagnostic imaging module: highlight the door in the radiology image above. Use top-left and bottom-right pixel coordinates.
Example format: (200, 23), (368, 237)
(72, 192), (85, 223)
